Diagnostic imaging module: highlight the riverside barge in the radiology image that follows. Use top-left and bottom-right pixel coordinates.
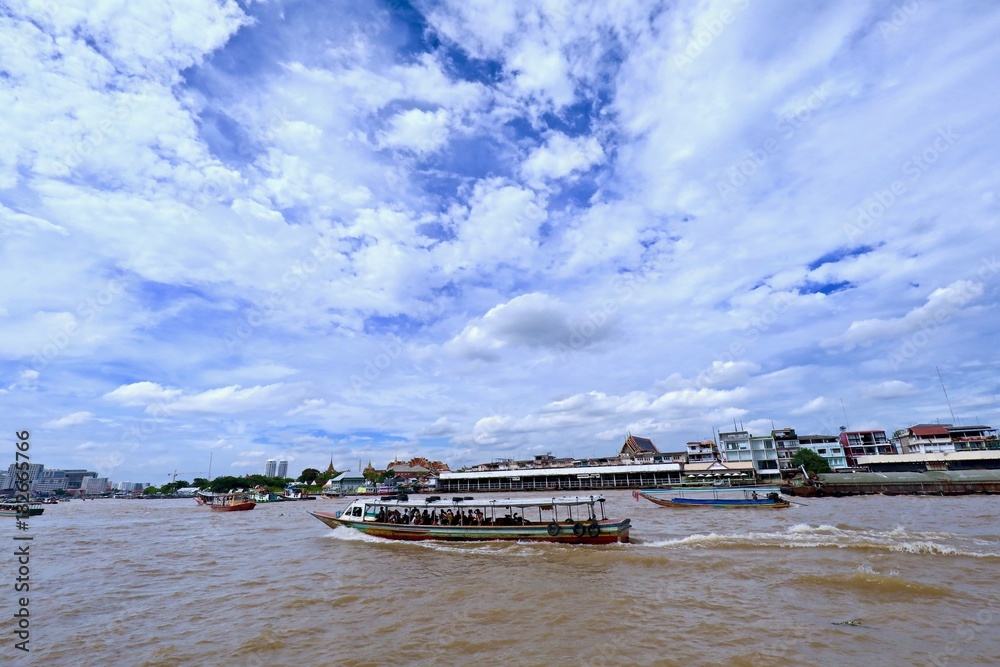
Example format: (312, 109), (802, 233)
(638, 486), (790, 508)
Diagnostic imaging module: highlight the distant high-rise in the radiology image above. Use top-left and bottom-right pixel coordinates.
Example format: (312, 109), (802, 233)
(264, 459), (277, 477)
(276, 460), (288, 478)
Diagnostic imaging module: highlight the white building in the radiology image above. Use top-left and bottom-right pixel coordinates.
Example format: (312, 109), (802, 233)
(3, 463), (44, 490)
(264, 459), (277, 477)
(895, 424), (999, 455)
(719, 431), (781, 479)
(80, 477), (109, 495)
(797, 434), (849, 469)
(276, 459), (288, 478)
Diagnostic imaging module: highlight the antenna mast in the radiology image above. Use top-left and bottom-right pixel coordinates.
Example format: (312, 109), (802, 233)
(937, 366), (957, 424)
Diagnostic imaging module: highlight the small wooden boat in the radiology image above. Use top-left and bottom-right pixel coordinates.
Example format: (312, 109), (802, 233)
(638, 486), (790, 509)
(311, 494), (630, 544)
(209, 492), (256, 512)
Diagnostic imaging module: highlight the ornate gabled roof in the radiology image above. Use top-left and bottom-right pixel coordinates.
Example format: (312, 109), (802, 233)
(621, 434), (659, 455)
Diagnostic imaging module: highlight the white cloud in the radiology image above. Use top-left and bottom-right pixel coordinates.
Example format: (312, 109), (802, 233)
(446, 292), (611, 360)
(522, 132), (604, 184)
(379, 108), (451, 154)
(823, 280), (985, 350)
(45, 411), (94, 428)
(104, 382), (183, 406)
(864, 380), (920, 400)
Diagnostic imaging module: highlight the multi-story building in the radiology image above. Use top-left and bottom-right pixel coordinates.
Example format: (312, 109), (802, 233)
(3, 463), (44, 490)
(33, 469), (69, 495)
(264, 459), (277, 477)
(80, 477), (109, 495)
(686, 440), (718, 463)
(63, 470), (98, 490)
(771, 428), (801, 471)
(797, 434), (849, 469)
(840, 430), (894, 466)
(895, 424), (999, 454)
(719, 431), (780, 479)
(276, 460), (288, 478)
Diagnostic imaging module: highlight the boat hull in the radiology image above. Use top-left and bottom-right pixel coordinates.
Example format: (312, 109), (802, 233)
(640, 493), (788, 509)
(0, 506), (44, 517)
(310, 512), (630, 544)
(210, 502), (256, 512)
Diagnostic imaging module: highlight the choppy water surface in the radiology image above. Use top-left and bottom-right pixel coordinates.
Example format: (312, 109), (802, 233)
(2, 492), (999, 666)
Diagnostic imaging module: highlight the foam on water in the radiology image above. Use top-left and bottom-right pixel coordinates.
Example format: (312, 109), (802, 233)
(639, 523), (1000, 558)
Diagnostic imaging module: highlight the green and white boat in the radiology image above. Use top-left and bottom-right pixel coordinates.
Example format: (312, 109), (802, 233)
(311, 494), (630, 544)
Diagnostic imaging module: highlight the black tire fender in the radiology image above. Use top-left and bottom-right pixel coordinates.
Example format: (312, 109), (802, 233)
(572, 522), (585, 537)
(587, 520), (600, 538)
(547, 522), (560, 537)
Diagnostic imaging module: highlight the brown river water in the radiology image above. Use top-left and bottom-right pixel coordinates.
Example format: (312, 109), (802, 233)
(2, 492), (999, 666)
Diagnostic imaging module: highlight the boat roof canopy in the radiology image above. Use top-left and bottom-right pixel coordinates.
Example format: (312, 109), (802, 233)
(350, 495), (606, 509)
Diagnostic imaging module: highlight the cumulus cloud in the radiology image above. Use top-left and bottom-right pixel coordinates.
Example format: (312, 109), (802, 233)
(45, 411), (94, 428)
(522, 132), (604, 184)
(379, 108), (452, 154)
(446, 292), (612, 360)
(823, 280), (985, 350)
(104, 382), (183, 406)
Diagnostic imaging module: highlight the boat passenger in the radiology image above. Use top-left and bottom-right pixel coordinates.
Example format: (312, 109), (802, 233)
(376, 507), (386, 522)
(421, 509), (430, 524)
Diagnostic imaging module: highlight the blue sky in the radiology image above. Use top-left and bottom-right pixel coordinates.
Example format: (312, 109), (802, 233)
(2, 0), (999, 484)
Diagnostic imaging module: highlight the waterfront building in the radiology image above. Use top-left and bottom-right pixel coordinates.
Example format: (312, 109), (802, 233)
(686, 440), (718, 463)
(437, 461), (684, 493)
(33, 469), (69, 495)
(619, 434), (659, 462)
(264, 459), (277, 477)
(797, 434), (849, 470)
(63, 469), (98, 490)
(324, 471), (368, 495)
(3, 463), (44, 490)
(386, 461), (430, 480)
(719, 431), (781, 479)
(894, 424), (1000, 455)
(80, 476), (109, 495)
(771, 428), (801, 471)
(839, 430), (894, 466)
(276, 459), (288, 478)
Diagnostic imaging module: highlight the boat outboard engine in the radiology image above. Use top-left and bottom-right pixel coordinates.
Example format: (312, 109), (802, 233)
(767, 492), (780, 502)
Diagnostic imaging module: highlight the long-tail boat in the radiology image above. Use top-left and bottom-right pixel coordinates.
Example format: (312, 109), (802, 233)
(637, 486), (790, 508)
(209, 491), (256, 512)
(310, 494), (630, 543)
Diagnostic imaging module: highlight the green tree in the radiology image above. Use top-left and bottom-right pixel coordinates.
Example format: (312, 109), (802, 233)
(192, 478), (210, 488)
(790, 448), (831, 475)
(298, 468), (320, 484)
(145, 486), (160, 495)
